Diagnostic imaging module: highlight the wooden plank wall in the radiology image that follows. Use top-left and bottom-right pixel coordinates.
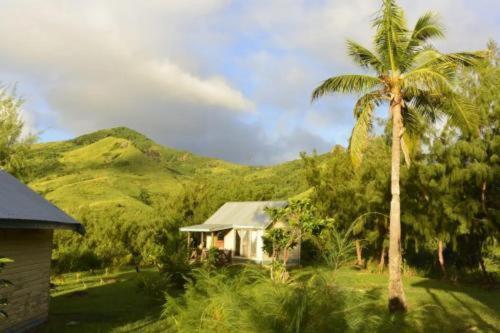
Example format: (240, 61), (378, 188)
(0, 229), (53, 332)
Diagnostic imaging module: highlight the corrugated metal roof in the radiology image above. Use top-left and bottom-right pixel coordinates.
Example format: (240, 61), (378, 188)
(0, 171), (84, 234)
(180, 201), (287, 232)
(179, 224), (232, 232)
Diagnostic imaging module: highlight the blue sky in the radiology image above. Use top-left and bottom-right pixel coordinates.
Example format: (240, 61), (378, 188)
(0, 0), (498, 164)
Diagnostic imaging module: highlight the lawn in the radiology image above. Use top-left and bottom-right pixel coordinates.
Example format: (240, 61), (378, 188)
(41, 266), (500, 332)
(331, 268), (500, 332)
(40, 269), (168, 333)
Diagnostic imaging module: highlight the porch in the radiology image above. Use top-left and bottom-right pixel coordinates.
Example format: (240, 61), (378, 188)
(179, 224), (263, 264)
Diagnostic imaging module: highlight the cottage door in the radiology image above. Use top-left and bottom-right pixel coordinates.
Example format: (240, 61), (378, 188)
(237, 230), (249, 257)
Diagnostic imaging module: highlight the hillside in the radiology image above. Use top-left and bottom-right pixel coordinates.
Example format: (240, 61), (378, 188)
(25, 127), (319, 224)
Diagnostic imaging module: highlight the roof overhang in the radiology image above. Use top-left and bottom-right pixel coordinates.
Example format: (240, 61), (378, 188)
(0, 219), (86, 235)
(232, 225), (265, 229)
(179, 224), (233, 232)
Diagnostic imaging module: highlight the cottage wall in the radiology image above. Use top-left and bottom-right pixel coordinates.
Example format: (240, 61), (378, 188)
(223, 229), (235, 251)
(0, 229), (53, 332)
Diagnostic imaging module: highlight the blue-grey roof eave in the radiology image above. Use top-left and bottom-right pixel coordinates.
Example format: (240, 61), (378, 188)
(0, 219), (86, 235)
(0, 171), (84, 234)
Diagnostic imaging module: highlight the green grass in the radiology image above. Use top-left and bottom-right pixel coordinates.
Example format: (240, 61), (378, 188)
(41, 269), (168, 333)
(331, 267), (500, 332)
(41, 266), (499, 333)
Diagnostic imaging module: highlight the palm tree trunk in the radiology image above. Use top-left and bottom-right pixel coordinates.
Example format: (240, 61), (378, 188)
(355, 240), (363, 267)
(388, 94), (407, 312)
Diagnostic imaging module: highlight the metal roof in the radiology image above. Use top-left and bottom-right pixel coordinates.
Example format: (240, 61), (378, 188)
(0, 170), (84, 234)
(180, 201), (287, 232)
(179, 224), (233, 232)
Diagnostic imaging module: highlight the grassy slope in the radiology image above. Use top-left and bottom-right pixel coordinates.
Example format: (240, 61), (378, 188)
(26, 127), (314, 220)
(41, 267), (499, 333)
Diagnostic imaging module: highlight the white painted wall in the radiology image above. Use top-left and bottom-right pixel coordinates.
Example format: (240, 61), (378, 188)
(224, 229), (235, 251)
(200, 227), (300, 265)
(205, 233), (212, 248)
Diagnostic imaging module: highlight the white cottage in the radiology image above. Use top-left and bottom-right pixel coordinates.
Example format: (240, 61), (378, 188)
(179, 201), (300, 265)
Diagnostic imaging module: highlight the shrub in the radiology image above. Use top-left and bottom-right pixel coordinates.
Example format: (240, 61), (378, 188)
(52, 248), (101, 274)
(137, 272), (174, 300)
(163, 266), (380, 333)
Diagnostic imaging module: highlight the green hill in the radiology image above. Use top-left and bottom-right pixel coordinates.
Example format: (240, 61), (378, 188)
(22, 127), (328, 270)
(26, 127), (320, 224)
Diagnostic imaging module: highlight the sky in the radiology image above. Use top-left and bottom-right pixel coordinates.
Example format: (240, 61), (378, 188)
(0, 0), (498, 165)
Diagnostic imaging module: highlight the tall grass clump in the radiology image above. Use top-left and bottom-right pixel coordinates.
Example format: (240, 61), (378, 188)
(163, 266), (381, 333)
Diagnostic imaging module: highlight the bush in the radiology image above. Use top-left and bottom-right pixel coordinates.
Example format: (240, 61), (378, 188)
(163, 266), (380, 333)
(137, 273), (174, 300)
(52, 248), (102, 274)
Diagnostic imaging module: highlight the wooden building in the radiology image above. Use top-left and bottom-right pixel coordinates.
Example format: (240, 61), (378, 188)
(0, 171), (84, 332)
(180, 201), (300, 265)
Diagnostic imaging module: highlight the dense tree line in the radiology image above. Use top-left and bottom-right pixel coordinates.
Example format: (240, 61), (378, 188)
(302, 41), (499, 281)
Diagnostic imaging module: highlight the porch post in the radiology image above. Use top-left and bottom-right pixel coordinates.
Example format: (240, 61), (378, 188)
(211, 231), (215, 247)
(187, 232), (191, 249)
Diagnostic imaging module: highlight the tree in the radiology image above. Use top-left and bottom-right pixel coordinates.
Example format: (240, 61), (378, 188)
(311, 0), (480, 312)
(263, 200), (321, 281)
(0, 88), (35, 179)
(301, 146), (362, 265)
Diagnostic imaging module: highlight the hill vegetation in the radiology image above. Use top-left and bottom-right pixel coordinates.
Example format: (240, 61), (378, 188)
(23, 127), (323, 270)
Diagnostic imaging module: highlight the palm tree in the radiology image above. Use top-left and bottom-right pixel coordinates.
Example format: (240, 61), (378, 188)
(312, 0), (480, 312)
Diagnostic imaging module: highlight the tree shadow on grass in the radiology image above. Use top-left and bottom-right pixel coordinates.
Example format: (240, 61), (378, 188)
(353, 285), (498, 333)
(40, 271), (165, 333)
(410, 279), (499, 332)
(411, 278), (500, 313)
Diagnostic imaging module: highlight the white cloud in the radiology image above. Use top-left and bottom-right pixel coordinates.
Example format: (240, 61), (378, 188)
(0, 0), (496, 164)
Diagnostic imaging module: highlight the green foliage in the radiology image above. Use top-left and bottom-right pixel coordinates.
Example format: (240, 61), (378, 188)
(203, 247), (220, 271)
(0, 88), (36, 179)
(400, 41), (500, 276)
(263, 200), (322, 280)
(52, 248), (101, 274)
(303, 140), (392, 265)
(0, 257), (13, 319)
(137, 272), (174, 300)
(163, 267), (380, 333)
(314, 222), (357, 270)
(40, 267), (500, 332)
(22, 126), (318, 273)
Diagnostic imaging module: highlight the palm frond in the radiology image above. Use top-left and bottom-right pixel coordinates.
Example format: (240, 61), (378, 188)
(311, 75), (382, 101)
(403, 93), (441, 127)
(349, 94), (376, 168)
(401, 106), (422, 135)
(407, 12), (444, 52)
(399, 105), (424, 167)
(372, 0), (409, 71)
(400, 133), (411, 167)
(353, 91), (384, 117)
(413, 51), (482, 73)
(347, 40), (386, 72)
(402, 68), (454, 95)
(442, 95), (480, 135)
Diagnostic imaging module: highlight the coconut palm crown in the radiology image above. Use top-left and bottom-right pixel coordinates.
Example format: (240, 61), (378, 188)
(312, 0), (481, 312)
